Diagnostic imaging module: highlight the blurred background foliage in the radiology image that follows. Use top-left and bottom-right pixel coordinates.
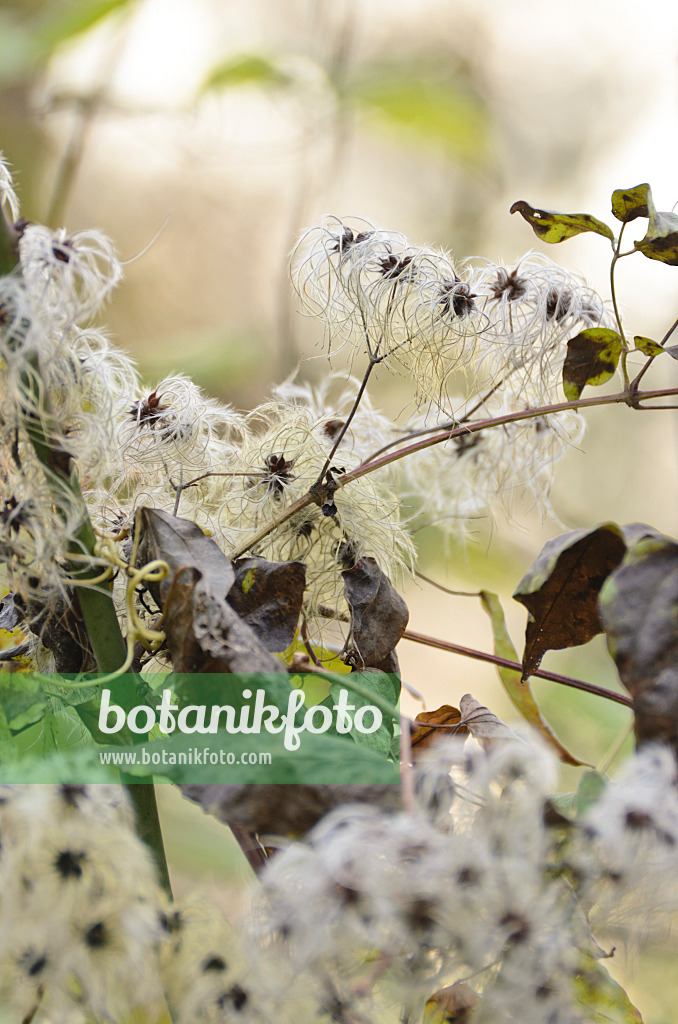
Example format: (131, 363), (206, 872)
(1, 2), (677, 1017)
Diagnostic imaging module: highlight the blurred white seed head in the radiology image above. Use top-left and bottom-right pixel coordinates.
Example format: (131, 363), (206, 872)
(0, 151), (20, 223)
(19, 224), (123, 326)
(291, 216), (483, 408)
(470, 254), (612, 401)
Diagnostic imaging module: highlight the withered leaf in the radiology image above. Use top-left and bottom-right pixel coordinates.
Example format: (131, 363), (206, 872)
(136, 507), (235, 607)
(562, 328), (623, 401)
(342, 557), (409, 670)
(137, 508), (279, 674)
(424, 982), (479, 1024)
(228, 558), (306, 652)
(513, 525), (627, 680)
(599, 534), (678, 753)
(411, 705), (464, 751)
(458, 694), (515, 742)
(510, 200), (615, 244)
(177, 570), (280, 674)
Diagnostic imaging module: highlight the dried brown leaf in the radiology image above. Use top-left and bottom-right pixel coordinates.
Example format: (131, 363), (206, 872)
(411, 705), (464, 751)
(458, 694), (516, 743)
(513, 525), (626, 680)
(228, 557), (306, 652)
(342, 557), (408, 671)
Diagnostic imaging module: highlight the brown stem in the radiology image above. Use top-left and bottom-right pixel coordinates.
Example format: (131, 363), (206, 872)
(316, 356), (380, 483)
(229, 384), (678, 557)
(343, 386), (678, 485)
(229, 824), (269, 875)
(402, 628), (633, 708)
(415, 570), (481, 598)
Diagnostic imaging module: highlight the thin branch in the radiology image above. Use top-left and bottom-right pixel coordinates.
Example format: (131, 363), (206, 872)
(316, 355), (381, 483)
(229, 824), (269, 876)
(630, 312), (678, 392)
(399, 716), (415, 813)
(414, 570), (481, 598)
(660, 312), (678, 346)
(402, 628), (633, 709)
(343, 385), (678, 485)
(300, 614), (323, 667)
(229, 490), (318, 560)
(229, 384), (678, 558)
(609, 223), (630, 388)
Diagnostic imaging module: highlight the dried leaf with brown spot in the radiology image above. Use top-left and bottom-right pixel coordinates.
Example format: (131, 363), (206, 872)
(480, 591), (589, 767)
(411, 705), (464, 751)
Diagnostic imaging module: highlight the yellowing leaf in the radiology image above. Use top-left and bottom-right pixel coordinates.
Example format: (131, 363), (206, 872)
(562, 328), (623, 401)
(634, 185), (678, 266)
(634, 335), (678, 360)
(611, 183), (650, 223)
(510, 201), (615, 244)
(573, 953), (643, 1023)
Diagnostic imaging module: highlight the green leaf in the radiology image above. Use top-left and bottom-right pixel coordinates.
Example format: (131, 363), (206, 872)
(480, 592), (588, 766)
(611, 183), (651, 223)
(634, 186), (678, 266)
(510, 201), (615, 244)
(0, 745), (117, 783)
(0, 705), (18, 764)
(348, 60), (489, 161)
(32, 0), (137, 54)
(573, 952), (643, 1023)
(599, 533), (678, 749)
(329, 673), (396, 757)
(125, 726), (401, 785)
(199, 54), (292, 95)
(513, 525), (627, 679)
(634, 335), (678, 359)
(39, 706), (92, 755)
(575, 769), (607, 816)
(0, 672), (48, 732)
(562, 328), (623, 401)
